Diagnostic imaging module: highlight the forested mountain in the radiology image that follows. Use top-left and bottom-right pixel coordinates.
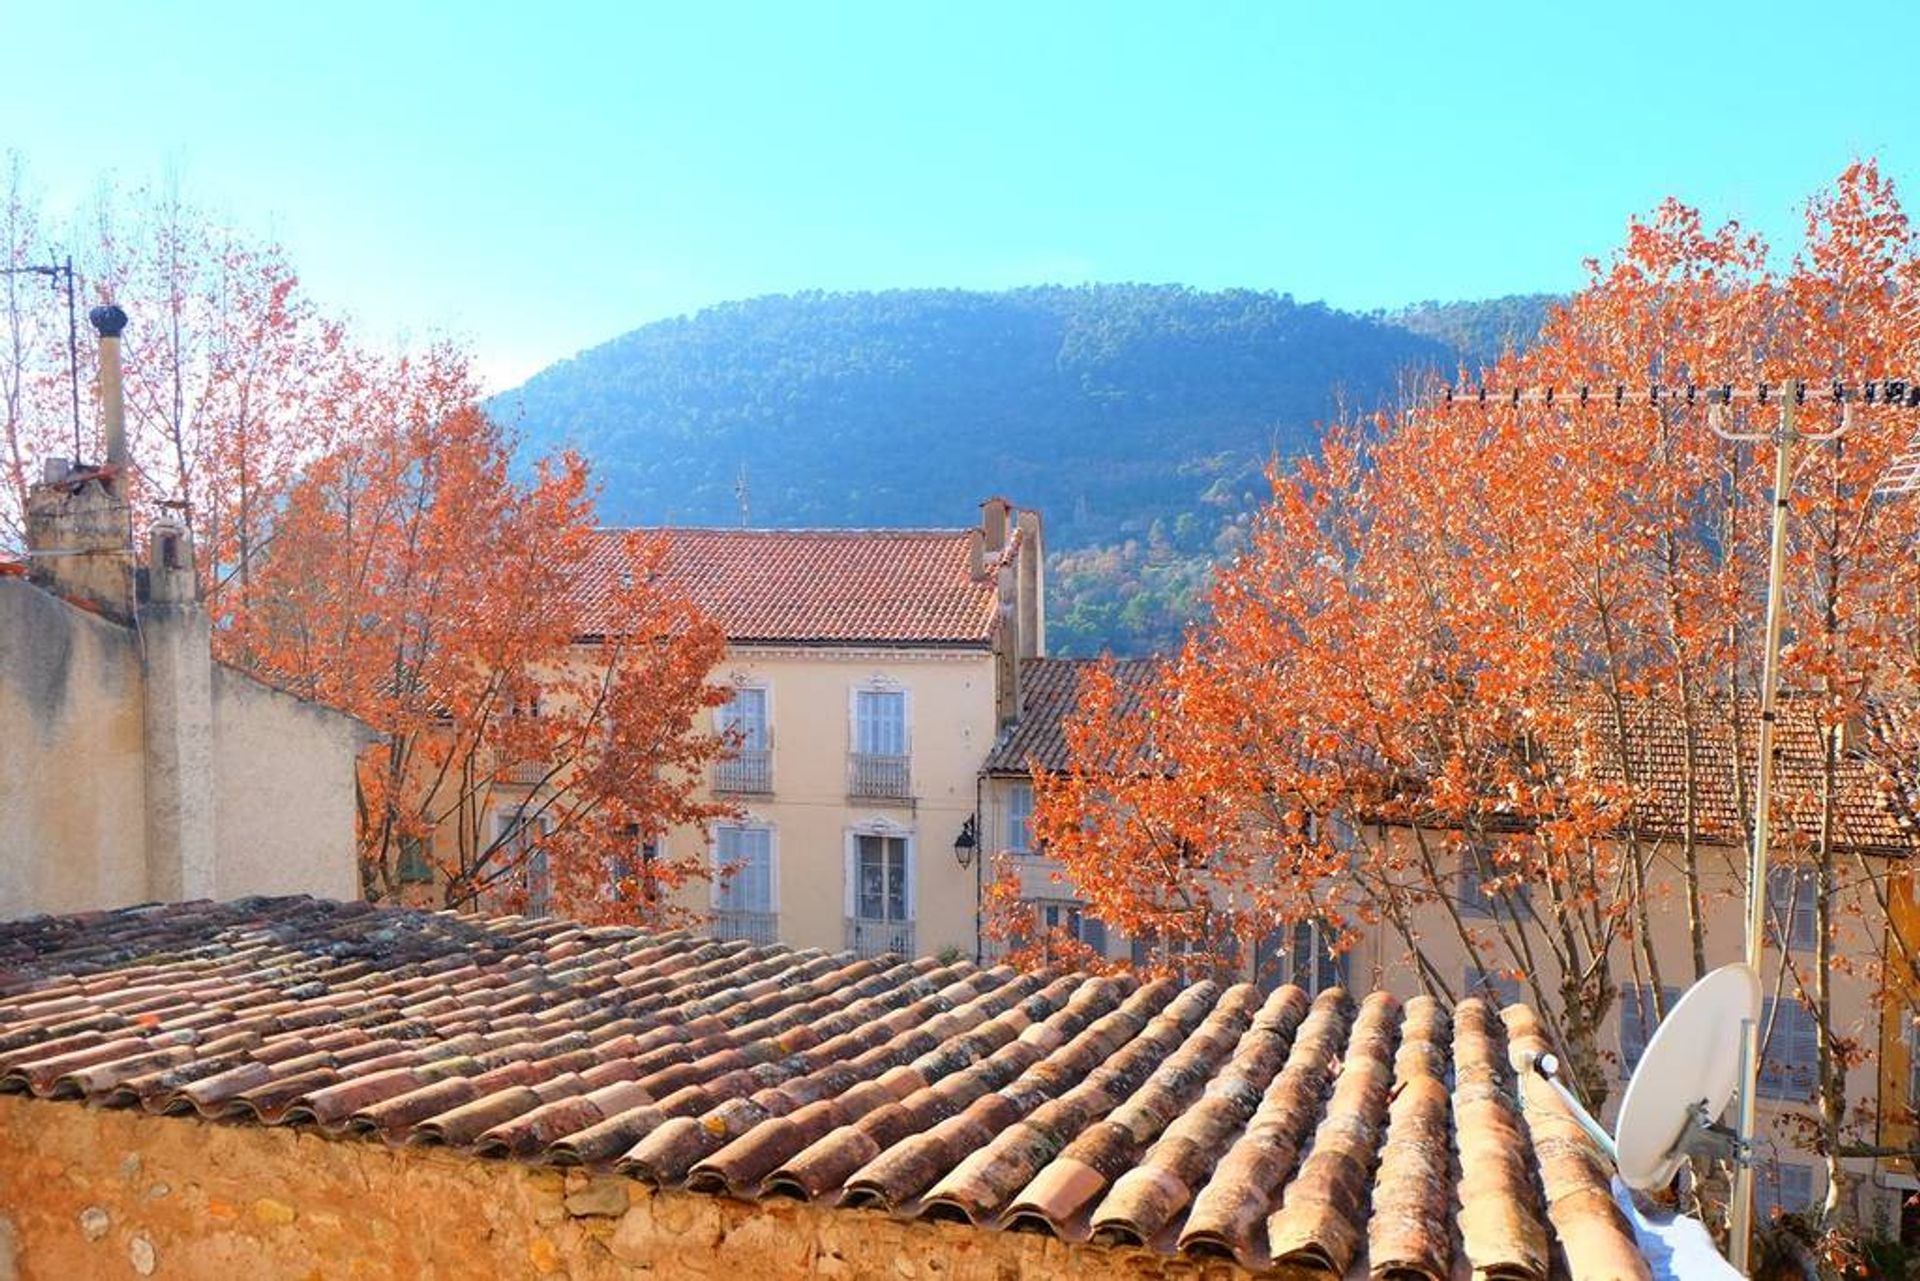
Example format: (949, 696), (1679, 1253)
(1383, 294), (1559, 372)
(492, 286), (1548, 655)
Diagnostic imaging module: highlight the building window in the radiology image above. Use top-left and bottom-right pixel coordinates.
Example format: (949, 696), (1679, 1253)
(1131, 914), (1238, 981)
(1463, 968), (1521, 1008)
(398, 836), (433, 885)
(611, 827), (661, 906)
(494, 808), (551, 917)
(715, 686), (773, 794)
(1255, 920), (1349, 996)
(721, 686), (769, 749)
(1757, 996), (1819, 1102)
(713, 825), (774, 914)
(1033, 899), (1107, 955)
(1768, 865), (1817, 951)
(855, 834), (909, 922)
(1459, 843), (1528, 918)
(1757, 1161), (1814, 1220)
(1908, 1016), (1920, 1111)
(847, 832), (913, 956)
(1006, 782), (1035, 854)
(1618, 983), (1680, 1076)
(855, 689), (907, 755)
(849, 688), (911, 799)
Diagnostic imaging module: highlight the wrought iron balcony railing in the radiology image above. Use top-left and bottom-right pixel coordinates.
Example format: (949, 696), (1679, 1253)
(713, 749), (773, 795)
(845, 917), (915, 958)
(847, 752), (911, 800)
(710, 909), (780, 947)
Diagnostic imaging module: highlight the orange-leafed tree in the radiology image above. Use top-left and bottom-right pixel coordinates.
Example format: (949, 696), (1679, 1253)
(1037, 163), (1920, 1234)
(230, 344), (734, 924)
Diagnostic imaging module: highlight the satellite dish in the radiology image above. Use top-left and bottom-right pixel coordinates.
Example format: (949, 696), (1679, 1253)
(1614, 963), (1761, 1191)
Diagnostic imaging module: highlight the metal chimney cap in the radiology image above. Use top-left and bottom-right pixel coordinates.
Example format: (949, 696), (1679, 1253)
(88, 304), (128, 338)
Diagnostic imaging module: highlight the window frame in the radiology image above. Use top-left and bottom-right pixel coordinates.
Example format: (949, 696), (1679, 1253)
(850, 682), (910, 759)
(1767, 865), (1818, 952)
(1618, 982), (1681, 1077)
(1031, 898), (1108, 955)
(397, 835), (433, 885)
(711, 821), (777, 915)
(851, 831), (912, 924)
(1757, 995), (1819, 1103)
(717, 682), (771, 752)
(1458, 840), (1529, 919)
(1005, 781), (1036, 855)
(492, 806), (553, 917)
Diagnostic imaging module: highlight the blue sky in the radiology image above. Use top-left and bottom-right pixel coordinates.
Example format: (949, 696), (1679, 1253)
(5, 3), (1913, 391)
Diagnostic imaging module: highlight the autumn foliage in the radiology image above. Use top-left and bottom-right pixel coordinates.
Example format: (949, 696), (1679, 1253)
(1033, 163), (1920, 1228)
(1, 160), (733, 925)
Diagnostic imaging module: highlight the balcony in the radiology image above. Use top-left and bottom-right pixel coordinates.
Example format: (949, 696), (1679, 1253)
(846, 917), (915, 958)
(494, 758), (550, 786)
(710, 909), (779, 947)
(714, 748), (772, 795)
(847, 752), (912, 801)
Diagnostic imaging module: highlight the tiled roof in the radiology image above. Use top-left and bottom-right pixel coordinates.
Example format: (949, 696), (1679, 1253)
(984, 657), (1159, 774)
(0, 896), (1653, 1279)
(1554, 693), (1916, 856)
(574, 528), (1005, 646)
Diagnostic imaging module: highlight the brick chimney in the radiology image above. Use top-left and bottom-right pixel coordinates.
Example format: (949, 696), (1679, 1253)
(22, 305), (134, 618)
(980, 496), (1011, 555)
(1014, 507), (1045, 660)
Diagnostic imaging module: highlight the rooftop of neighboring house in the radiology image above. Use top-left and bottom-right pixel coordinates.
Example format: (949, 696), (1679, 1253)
(985, 664), (1917, 856)
(984, 656), (1159, 775)
(0, 895), (1665, 1280)
(1551, 691), (1916, 858)
(573, 525), (1023, 647)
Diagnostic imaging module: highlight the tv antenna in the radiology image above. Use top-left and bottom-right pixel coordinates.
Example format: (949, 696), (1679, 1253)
(735, 463), (750, 527)
(1, 255), (81, 458)
(1432, 375), (1920, 1272)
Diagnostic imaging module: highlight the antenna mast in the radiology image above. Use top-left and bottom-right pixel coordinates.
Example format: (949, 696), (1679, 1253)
(735, 463), (750, 527)
(1433, 376), (1917, 1274)
(1, 254), (81, 458)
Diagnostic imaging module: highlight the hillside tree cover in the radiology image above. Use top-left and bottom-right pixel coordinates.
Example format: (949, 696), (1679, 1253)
(493, 284), (1513, 655)
(0, 157), (733, 923)
(1027, 164), (1920, 1250)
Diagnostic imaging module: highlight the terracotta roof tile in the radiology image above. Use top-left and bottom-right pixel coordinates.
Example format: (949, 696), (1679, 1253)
(1554, 692), (1914, 857)
(0, 896), (1662, 1277)
(984, 657), (1159, 775)
(575, 527), (1005, 645)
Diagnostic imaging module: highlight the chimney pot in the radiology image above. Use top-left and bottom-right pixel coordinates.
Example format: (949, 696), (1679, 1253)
(89, 304), (128, 338)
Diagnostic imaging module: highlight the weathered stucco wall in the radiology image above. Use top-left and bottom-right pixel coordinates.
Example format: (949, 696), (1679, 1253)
(211, 668), (363, 902)
(0, 575), (362, 919)
(0, 577), (147, 916)
(0, 1094), (1234, 1280)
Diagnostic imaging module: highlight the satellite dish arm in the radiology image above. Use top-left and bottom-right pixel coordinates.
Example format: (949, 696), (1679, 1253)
(1521, 1050), (1620, 1163)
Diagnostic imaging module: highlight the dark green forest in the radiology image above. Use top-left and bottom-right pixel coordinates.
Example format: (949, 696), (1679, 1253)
(493, 286), (1552, 655)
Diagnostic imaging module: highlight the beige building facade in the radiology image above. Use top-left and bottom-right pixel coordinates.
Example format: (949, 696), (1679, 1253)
(557, 499), (1045, 960)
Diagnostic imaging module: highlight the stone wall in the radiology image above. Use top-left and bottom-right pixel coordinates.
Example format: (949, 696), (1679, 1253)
(0, 1095), (1249, 1280)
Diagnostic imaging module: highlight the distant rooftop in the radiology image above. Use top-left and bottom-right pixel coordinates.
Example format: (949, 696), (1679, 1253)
(985, 657), (1159, 774)
(574, 527), (1007, 646)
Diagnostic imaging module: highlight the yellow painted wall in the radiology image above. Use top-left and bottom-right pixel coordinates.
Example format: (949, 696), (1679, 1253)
(658, 644), (1000, 958)
(1878, 868), (1918, 1184)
